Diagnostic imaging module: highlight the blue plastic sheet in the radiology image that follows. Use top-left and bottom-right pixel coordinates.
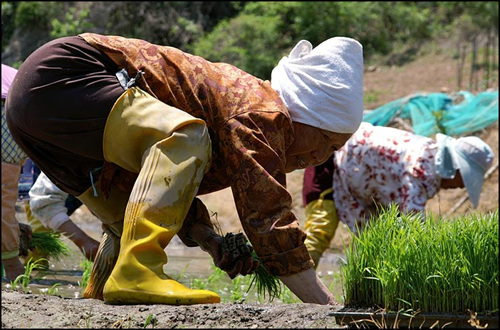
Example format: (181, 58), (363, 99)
(363, 90), (499, 137)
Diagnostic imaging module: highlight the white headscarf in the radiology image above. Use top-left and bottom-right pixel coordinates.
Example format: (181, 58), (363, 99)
(271, 37), (364, 133)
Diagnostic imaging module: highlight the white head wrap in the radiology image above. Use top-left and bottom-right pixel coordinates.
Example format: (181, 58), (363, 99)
(435, 133), (494, 208)
(271, 37), (364, 133)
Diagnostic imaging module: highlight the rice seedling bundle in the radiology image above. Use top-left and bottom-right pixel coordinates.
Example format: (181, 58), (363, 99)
(342, 205), (498, 314)
(29, 231), (72, 261)
(220, 232), (283, 302)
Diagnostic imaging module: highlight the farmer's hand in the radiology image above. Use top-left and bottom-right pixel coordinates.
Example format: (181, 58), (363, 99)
(77, 238), (100, 262)
(191, 229), (259, 279)
(279, 268), (338, 305)
(58, 220), (100, 261)
(18, 223), (33, 257)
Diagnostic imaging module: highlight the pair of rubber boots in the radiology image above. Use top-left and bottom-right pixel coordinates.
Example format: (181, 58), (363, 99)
(81, 87), (220, 305)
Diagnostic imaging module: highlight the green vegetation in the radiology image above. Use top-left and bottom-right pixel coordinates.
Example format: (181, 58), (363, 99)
(78, 257), (93, 289)
(184, 261), (301, 304)
(50, 4), (93, 38)
(181, 259), (341, 304)
(342, 205), (499, 314)
(11, 257), (47, 291)
(46, 283), (61, 296)
(2, 2), (497, 81)
(143, 314), (158, 329)
(247, 250), (283, 302)
(29, 231), (72, 262)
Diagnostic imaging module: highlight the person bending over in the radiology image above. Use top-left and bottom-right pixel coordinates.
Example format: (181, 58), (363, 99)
(302, 122), (494, 266)
(6, 34), (363, 304)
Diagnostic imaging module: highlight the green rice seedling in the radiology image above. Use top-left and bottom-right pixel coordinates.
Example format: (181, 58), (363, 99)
(11, 257), (47, 291)
(277, 286), (299, 304)
(29, 231), (72, 262)
(187, 262), (251, 302)
(77, 308), (93, 328)
(219, 232), (283, 302)
(143, 314), (158, 328)
(246, 250), (283, 302)
(342, 204), (498, 314)
(184, 262), (244, 302)
(230, 275), (247, 302)
(78, 258), (93, 289)
(323, 270), (344, 304)
(47, 283), (61, 296)
(209, 212), (285, 302)
(174, 263), (190, 282)
(189, 264), (226, 291)
(183, 260), (294, 303)
(189, 277), (208, 290)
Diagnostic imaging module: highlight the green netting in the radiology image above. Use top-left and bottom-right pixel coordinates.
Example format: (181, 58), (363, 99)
(363, 90), (499, 137)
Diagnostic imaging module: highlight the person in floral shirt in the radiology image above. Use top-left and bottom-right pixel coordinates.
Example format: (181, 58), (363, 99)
(6, 34), (363, 305)
(302, 122), (494, 267)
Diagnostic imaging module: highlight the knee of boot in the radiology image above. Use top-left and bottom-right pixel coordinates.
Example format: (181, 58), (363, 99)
(177, 122), (212, 170)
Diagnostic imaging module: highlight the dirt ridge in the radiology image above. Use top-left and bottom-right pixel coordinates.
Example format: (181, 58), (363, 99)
(1, 291), (339, 329)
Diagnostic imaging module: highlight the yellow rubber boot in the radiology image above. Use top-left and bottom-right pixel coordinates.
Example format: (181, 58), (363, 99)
(82, 218), (122, 300)
(101, 87), (220, 305)
(76, 174), (128, 300)
(303, 188), (339, 268)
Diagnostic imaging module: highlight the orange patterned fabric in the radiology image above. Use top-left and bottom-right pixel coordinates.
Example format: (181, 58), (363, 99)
(81, 33), (314, 275)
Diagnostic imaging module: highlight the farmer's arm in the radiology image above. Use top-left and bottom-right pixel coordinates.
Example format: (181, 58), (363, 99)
(279, 268), (337, 305)
(29, 172), (99, 260)
(29, 171), (71, 230)
(221, 114), (336, 304)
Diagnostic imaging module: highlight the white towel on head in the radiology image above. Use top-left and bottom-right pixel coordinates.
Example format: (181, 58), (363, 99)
(271, 37), (364, 133)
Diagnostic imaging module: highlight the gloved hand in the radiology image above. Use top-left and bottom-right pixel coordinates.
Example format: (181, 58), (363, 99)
(18, 223), (33, 257)
(178, 198), (259, 279)
(189, 227), (259, 279)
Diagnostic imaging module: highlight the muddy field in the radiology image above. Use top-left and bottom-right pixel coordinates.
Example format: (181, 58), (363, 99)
(2, 50), (498, 329)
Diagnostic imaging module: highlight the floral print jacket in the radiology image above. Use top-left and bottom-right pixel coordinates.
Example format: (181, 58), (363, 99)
(333, 122), (439, 233)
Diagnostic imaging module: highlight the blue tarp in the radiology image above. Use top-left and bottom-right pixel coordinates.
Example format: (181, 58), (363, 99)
(363, 90), (499, 137)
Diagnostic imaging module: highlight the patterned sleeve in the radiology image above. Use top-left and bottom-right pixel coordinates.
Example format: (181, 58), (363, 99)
(333, 123), (439, 234)
(219, 111), (314, 276)
(398, 140), (439, 214)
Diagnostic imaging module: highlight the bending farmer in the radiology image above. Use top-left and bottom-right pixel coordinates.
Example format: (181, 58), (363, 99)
(6, 34), (364, 305)
(302, 122), (494, 266)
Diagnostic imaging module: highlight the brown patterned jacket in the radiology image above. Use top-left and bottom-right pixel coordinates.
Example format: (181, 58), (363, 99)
(81, 33), (313, 275)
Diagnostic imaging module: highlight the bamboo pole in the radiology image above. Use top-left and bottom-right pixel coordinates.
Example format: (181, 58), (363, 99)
(469, 36), (478, 91)
(457, 43), (467, 90)
(484, 32), (491, 89)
